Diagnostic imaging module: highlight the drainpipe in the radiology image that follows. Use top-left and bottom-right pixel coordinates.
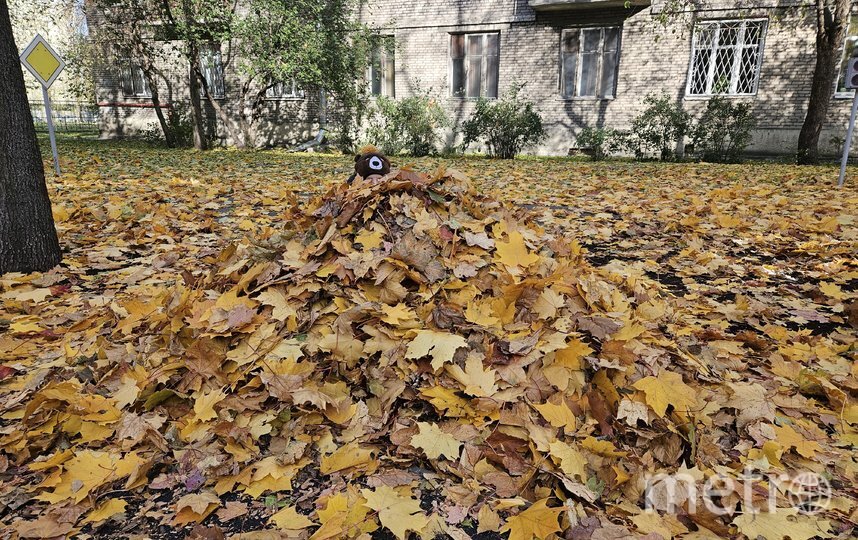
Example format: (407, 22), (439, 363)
(289, 88), (327, 152)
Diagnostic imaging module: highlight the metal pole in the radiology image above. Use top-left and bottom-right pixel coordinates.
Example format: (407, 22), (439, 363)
(838, 89), (858, 187)
(41, 85), (60, 176)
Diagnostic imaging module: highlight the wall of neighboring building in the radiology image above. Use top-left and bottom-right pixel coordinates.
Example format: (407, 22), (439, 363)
(359, 0), (855, 157)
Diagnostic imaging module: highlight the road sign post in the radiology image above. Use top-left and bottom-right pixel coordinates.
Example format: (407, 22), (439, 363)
(19, 34), (65, 176)
(838, 49), (858, 187)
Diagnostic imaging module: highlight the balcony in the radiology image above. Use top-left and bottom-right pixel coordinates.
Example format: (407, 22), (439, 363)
(528, 0), (650, 11)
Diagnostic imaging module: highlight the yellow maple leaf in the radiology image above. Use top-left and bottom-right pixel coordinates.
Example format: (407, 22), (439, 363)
(465, 300), (501, 327)
(773, 424), (821, 459)
(533, 400), (577, 430)
(82, 498), (127, 524)
(313, 488), (377, 539)
(320, 442), (376, 474)
(379, 303), (417, 325)
(548, 440), (587, 481)
(477, 504), (502, 533)
(193, 387), (227, 422)
(270, 505), (315, 530)
(112, 374), (140, 409)
(173, 491), (220, 525)
(257, 287), (298, 322)
(732, 508), (832, 540)
(632, 371), (697, 418)
(10, 316), (41, 334)
(361, 485), (429, 540)
(554, 339), (592, 369)
(410, 422), (461, 460)
(445, 355), (497, 397)
(3, 287), (52, 302)
(819, 282), (845, 301)
(580, 436), (627, 457)
(37, 450), (144, 503)
(355, 228), (384, 250)
(494, 229), (540, 269)
(500, 498), (563, 540)
(405, 330), (468, 371)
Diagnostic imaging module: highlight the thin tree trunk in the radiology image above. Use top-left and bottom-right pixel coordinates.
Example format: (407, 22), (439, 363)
(142, 66), (175, 147)
(187, 43), (208, 150)
(194, 64), (245, 148)
(0, 0), (61, 273)
(797, 0), (851, 164)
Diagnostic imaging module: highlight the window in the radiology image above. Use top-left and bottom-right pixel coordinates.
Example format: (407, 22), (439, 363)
(687, 19), (766, 96)
(266, 80), (304, 100)
(120, 62), (150, 97)
(835, 16), (858, 97)
(561, 27), (620, 99)
(451, 33), (499, 98)
(369, 36), (395, 97)
(199, 44), (225, 99)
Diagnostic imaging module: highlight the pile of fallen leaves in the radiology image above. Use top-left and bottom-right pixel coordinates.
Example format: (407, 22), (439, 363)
(1, 162), (856, 540)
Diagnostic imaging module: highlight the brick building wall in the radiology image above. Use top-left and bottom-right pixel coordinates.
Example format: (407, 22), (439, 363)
(92, 0), (858, 156)
(359, 0), (857, 156)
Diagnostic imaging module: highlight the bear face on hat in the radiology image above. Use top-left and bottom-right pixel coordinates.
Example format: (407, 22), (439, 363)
(348, 146), (391, 183)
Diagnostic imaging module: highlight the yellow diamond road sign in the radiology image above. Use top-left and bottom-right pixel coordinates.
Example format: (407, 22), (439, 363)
(20, 34), (65, 88)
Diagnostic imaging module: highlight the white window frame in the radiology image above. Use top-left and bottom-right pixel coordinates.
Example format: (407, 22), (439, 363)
(449, 32), (500, 99)
(119, 61), (150, 98)
(560, 26), (621, 100)
(835, 16), (858, 99)
(266, 80), (304, 100)
(368, 36), (396, 98)
(199, 43), (225, 99)
(685, 18), (767, 98)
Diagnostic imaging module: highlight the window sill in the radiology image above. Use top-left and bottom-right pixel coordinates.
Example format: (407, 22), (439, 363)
(448, 96), (498, 101)
(265, 96), (306, 101)
(684, 93), (758, 100)
(834, 92), (856, 99)
(558, 96), (615, 102)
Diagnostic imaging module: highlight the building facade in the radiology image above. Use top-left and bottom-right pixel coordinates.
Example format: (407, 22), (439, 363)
(94, 0), (858, 157)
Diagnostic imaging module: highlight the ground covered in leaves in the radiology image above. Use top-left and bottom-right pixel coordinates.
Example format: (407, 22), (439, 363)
(1, 139), (856, 540)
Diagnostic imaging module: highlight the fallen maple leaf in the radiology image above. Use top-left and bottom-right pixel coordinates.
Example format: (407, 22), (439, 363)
(270, 505), (315, 530)
(405, 329), (468, 371)
(410, 421), (461, 460)
(632, 370), (698, 418)
(732, 508), (832, 540)
(494, 229), (540, 269)
(361, 485), (429, 540)
(500, 498), (563, 540)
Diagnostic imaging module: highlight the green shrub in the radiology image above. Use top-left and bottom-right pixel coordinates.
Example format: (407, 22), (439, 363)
(575, 127), (627, 160)
(460, 84), (545, 159)
(690, 96), (755, 163)
(365, 89), (451, 156)
(627, 93), (690, 161)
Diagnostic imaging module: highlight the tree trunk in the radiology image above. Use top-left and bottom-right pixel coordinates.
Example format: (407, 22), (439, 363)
(142, 66), (175, 147)
(194, 64), (246, 148)
(187, 43), (208, 151)
(0, 1), (62, 274)
(797, 0), (851, 164)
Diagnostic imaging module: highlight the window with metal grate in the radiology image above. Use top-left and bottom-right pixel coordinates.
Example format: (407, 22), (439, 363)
(687, 20), (766, 97)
